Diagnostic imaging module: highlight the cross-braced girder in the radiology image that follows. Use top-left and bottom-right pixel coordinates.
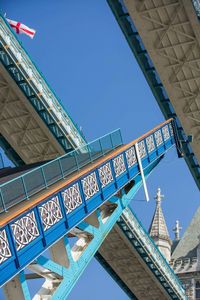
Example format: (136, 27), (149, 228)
(123, 0), (200, 173)
(107, 0), (200, 188)
(1, 191), (137, 300)
(0, 120), (185, 299)
(99, 227), (168, 299)
(0, 64), (64, 164)
(1, 182), (186, 300)
(0, 15), (86, 165)
(98, 206), (187, 300)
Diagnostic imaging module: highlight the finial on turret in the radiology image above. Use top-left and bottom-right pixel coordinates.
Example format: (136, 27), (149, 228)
(154, 187), (164, 206)
(173, 220), (182, 240)
(149, 187), (171, 261)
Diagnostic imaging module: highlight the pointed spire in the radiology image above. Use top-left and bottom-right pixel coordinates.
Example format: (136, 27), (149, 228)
(155, 187), (164, 206)
(149, 188), (171, 261)
(173, 220), (182, 240)
(149, 188), (170, 241)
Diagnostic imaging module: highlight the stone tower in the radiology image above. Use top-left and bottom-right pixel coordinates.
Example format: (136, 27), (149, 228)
(171, 207), (200, 300)
(149, 188), (172, 262)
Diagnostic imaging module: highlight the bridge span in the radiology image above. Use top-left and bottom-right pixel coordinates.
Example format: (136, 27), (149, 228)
(0, 16), (86, 166)
(0, 119), (186, 299)
(0, 12), (187, 300)
(107, 0), (200, 189)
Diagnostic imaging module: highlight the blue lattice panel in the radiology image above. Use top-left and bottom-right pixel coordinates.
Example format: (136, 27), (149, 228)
(0, 227), (16, 286)
(10, 209), (43, 268)
(0, 120), (176, 287)
(38, 195), (67, 246)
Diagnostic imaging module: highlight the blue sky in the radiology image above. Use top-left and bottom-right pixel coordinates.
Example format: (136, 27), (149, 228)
(0, 1), (199, 299)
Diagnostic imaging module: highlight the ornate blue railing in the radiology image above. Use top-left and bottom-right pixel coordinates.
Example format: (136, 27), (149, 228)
(0, 119), (175, 288)
(0, 129), (122, 213)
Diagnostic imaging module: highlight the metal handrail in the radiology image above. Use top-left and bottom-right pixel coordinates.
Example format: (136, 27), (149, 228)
(0, 129), (122, 213)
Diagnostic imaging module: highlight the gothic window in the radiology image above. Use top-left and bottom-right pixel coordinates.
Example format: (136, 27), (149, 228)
(196, 280), (200, 299)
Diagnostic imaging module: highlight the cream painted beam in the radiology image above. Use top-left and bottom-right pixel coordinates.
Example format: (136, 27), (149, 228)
(123, 0), (200, 165)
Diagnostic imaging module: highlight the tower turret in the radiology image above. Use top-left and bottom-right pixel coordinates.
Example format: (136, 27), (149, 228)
(173, 220), (182, 241)
(149, 188), (172, 261)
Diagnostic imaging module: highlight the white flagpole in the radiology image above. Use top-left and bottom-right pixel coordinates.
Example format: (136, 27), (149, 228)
(135, 142), (150, 202)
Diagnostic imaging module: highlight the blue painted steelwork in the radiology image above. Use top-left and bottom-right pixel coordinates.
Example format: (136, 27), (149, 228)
(117, 207), (187, 300)
(2, 161), (186, 300)
(0, 120), (175, 289)
(6, 164), (170, 300)
(19, 272), (31, 300)
(0, 15), (86, 160)
(34, 178), (148, 300)
(96, 204), (188, 300)
(0, 128), (122, 213)
(107, 0), (200, 190)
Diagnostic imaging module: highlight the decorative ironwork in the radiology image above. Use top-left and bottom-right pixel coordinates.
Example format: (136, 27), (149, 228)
(62, 183), (82, 214)
(0, 230), (11, 265)
(154, 130), (163, 146)
(162, 125), (170, 141)
(39, 196), (63, 231)
(146, 135), (155, 153)
(138, 140), (146, 158)
(81, 172), (99, 200)
(125, 146), (137, 168)
(98, 162), (113, 188)
(11, 211), (40, 251)
(113, 154), (126, 177)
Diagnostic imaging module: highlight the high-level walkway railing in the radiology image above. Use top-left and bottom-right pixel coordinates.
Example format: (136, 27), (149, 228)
(0, 119), (188, 300)
(0, 129), (122, 213)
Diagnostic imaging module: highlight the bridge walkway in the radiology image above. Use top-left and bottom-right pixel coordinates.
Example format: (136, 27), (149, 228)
(0, 119), (185, 299)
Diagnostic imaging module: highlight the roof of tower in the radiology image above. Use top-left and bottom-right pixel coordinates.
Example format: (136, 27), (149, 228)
(172, 207), (200, 260)
(149, 188), (170, 241)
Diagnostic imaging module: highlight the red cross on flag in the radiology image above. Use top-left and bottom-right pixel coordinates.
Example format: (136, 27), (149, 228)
(6, 18), (36, 39)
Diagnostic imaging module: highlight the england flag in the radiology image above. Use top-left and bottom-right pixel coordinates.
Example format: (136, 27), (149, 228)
(6, 18), (36, 39)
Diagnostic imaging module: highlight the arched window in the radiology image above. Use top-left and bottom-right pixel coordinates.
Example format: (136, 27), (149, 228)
(196, 281), (200, 299)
